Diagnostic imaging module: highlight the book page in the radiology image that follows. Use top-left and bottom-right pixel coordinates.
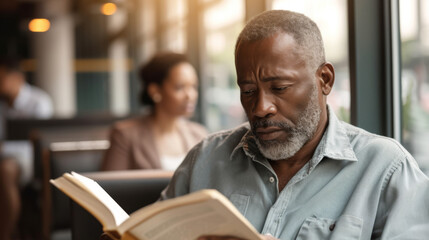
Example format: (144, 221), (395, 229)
(50, 176), (123, 231)
(50, 173), (128, 231)
(118, 190), (262, 240)
(69, 172), (129, 226)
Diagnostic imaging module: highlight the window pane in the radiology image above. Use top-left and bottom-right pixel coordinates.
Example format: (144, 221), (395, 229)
(161, 0), (187, 51)
(399, 0), (429, 174)
(270, 0), (350, 122)
(202, 0), (246, 132)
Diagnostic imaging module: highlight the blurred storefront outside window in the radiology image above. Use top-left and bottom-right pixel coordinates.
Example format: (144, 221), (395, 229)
(270, 0), (351, 122)
(399, 0), (429, 174)
(202, 0), (246, 132)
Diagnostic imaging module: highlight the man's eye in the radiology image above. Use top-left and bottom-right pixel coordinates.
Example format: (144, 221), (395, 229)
(272, 86), (288, 92)
(241, 89), (255, 95)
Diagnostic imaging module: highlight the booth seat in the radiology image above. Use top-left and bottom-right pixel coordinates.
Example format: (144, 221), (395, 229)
(70, 170), (173, 240)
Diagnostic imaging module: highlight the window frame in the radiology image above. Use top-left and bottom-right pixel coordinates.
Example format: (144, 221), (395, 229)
(348, 0), (400, 138)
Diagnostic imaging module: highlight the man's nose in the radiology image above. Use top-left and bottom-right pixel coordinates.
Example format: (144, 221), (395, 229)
(252, 92), (276, 118)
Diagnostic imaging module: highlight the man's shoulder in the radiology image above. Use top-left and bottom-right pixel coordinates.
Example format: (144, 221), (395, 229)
(9, 83), (53, 118)
(342, 121), (414, 164)
(25, 83), (52, 103)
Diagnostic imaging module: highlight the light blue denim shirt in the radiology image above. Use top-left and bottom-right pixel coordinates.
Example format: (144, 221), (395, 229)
(161, 107), (429, 239)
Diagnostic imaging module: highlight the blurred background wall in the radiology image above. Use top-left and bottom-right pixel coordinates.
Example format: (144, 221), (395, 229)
(0, 0), (428, 169)
(0, 0), (351, 132)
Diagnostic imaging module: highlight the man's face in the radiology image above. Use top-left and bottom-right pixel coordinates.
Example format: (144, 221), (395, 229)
(235, 33), (324, 160)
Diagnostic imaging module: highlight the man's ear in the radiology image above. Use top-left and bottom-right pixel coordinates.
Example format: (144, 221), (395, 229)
(317, 62), (335, 95)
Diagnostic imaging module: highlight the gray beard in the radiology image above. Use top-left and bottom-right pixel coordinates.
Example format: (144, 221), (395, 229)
(254, 84), (321, 160)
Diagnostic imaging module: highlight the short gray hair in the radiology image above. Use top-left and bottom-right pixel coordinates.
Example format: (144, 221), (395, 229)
(235, 10), (326, 69)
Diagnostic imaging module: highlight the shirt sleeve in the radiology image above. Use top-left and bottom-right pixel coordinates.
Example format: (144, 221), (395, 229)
(377, 156), (429, 239)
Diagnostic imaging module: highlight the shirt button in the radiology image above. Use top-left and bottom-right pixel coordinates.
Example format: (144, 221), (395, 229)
(269, 177), (275, 183)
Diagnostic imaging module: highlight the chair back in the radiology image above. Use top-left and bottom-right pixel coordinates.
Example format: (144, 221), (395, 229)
(42, 139), (109, 240)
(70, 170), (173, 240)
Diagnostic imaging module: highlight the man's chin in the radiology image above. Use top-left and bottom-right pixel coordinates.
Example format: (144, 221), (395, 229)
(255, 136), (306, 161)
(255, 139), (285, 159)
(256, 138), (281, 148)
(255, 133), (290, 147)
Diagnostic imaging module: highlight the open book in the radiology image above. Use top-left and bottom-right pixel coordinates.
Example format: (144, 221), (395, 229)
(50, 172), (262, 240)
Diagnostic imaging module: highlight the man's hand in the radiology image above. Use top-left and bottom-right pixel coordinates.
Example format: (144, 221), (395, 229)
(197, 234), (279, 240)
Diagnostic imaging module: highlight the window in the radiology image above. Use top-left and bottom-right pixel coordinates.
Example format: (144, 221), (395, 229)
(399, 0), (429, 174)
(270, 0), (350, 122)
(201, 0), (246, 132)
(159, 0), (188, 51)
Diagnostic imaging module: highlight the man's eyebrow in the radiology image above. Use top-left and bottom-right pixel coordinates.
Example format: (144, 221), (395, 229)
(261, 76), (281, 82)
(238, 76), (294, 84)
(237, 79), (254, 85)
(261, 76), (294, 82)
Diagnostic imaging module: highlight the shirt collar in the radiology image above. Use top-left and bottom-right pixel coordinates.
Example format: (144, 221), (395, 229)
(230, 123), (266, 162)
(310, 105), (358, 169)
(230, 105), (358, 164)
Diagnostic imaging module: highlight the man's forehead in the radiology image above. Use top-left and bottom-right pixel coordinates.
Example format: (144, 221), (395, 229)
(236, 33), (301, 58)
(236, 36), (306, 70)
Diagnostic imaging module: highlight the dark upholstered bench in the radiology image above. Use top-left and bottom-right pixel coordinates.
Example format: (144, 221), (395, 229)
(69, 170), (173, 240)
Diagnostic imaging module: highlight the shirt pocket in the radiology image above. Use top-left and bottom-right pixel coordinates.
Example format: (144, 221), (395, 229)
(229, 193), (250, 217)
(296, 215), (363, 240)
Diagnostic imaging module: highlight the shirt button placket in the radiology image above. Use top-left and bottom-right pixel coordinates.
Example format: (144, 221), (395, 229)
(262, 174), (280, 236)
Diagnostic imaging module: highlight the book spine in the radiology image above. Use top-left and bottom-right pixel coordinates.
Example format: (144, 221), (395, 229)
(105, 231), (121, 240)
(121, 232), (140, 240)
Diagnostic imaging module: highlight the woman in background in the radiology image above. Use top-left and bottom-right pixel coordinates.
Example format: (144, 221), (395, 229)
(101, 52), (207, 171)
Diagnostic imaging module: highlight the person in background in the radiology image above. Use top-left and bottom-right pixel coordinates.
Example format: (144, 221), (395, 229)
(101, 52), (207, 171)
(0, 58), (53, 120)
(0, 57), (53, 240)
(160, 10), (429, 240)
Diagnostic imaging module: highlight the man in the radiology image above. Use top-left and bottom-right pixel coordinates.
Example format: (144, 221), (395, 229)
(0, 58), (53, 120)
(161, 10), (429, 239)
(0, 57), (53, 240)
